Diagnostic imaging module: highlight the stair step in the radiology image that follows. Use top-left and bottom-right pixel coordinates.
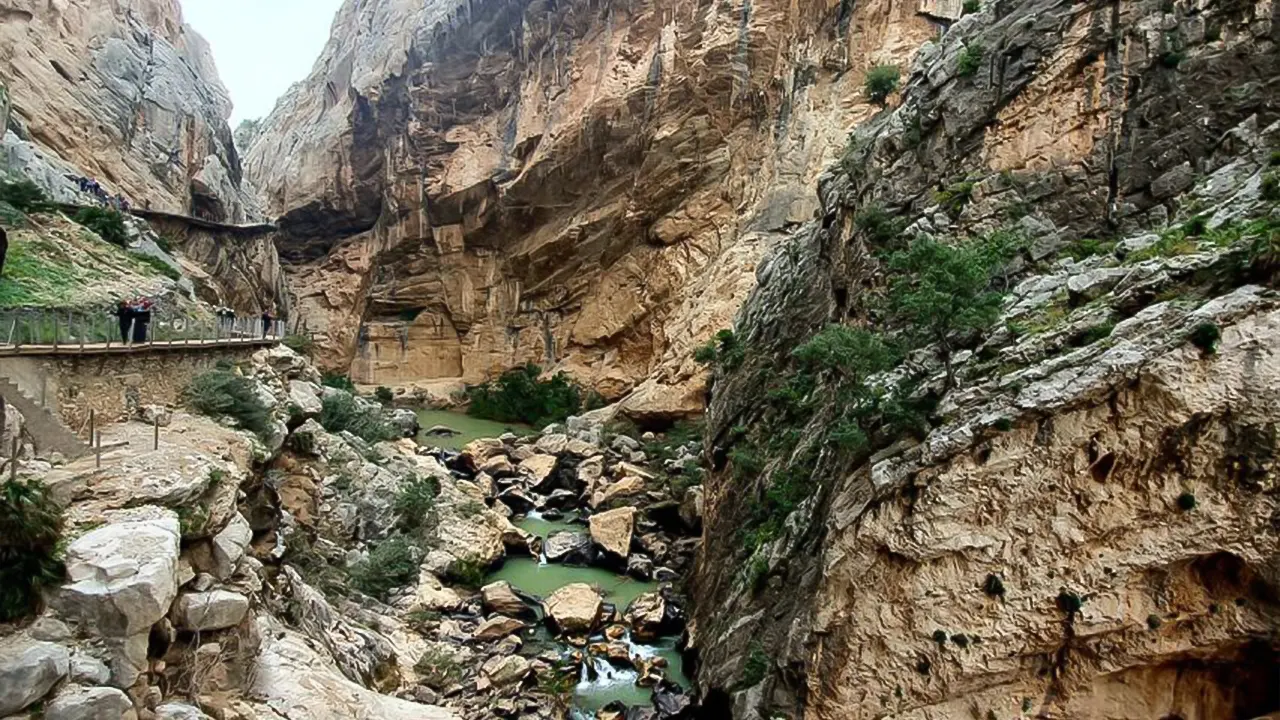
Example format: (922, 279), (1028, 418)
(0, 376), (91, 459)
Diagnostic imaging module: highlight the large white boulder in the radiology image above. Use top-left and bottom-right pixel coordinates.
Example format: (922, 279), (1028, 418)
(211, 512), (252, 580)
(542, 583), (602, 633)
(0, 637), (68, 716)
(288, 380), (324, 417)
(170, 590), (250, 631)
(589, 506), (636, 559)
(45, 685), (136, 720)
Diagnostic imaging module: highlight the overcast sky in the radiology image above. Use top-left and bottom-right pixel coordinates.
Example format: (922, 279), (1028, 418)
(180, 0), (345, 126)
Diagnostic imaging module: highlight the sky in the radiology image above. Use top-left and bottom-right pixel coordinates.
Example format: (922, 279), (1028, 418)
(180, 0), (345, 126)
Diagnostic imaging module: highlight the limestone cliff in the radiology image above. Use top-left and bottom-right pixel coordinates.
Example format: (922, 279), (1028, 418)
(689, 1), (1280, 718)
(245, 0), (942, 418)
(0, 0), (260, 223)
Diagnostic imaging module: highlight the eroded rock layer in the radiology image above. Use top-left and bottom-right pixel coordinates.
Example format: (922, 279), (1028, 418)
(0, 0), (259, 222)
(246, 0), (941, 419)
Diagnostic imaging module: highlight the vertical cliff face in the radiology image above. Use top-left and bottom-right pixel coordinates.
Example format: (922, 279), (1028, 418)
(245, 0), (939, 418)
(0, 0), (260, 222)
(691, 0), (1280, 717)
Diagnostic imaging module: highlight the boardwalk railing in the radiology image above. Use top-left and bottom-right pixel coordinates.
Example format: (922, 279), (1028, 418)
(0, 308), (285, 353)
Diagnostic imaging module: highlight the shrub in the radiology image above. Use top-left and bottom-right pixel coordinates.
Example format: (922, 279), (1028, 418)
(951, 633), (970, 648)
(446, 557), (488, 590)
(983, 573), (1006, 597)
(0, 180), (55, 215)
(962, 0), (980, 12)
(0, 479), (65, 621)
(414, 646), (464, 690)
(1063, 238), (1116, 261)
(394, 475), (440, 533)
(1147, 613), (1163, 630)
(322, 373), (356, 393)
(467, 363), (582, 426)
(73, 207), (129, 247)
(864, 64), (901, 105)
(282, 334), (314, 356)
(319, 392), (399, 443)
(1057, 591), (1084, 615)
(934, 180), (975, 215)
(349, 535), (417, 600)
(747, 556), (769, 594)
(993, 417), (1014, 432)
(1188, 322), (1221, 354)
(932, 629), (947, 644)
(1262, 171), (1280, 202)
(855, 204), (905, 245)
(792, 325), (896, 382)
(692, 329), (746, 370)
(374, 386), (394, 404)
(1160, 49), (1186, 68)
(185, 369), (271, 435)
(1182, 215), (1209, 236)
(154, 235), (175, 253)
(1177, 492), (1197, 511)
(957, 43), (985, 77)
(740, 642), (769, 687)
(131, 252), (181, 281)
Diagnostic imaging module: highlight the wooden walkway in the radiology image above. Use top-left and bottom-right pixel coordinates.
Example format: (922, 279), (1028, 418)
(0, 336), (280, 358)
(52, 202), (277, 235)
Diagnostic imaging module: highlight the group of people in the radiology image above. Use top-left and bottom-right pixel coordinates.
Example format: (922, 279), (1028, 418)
(113, 297), (154, 343)
(70, 175), (131, 212)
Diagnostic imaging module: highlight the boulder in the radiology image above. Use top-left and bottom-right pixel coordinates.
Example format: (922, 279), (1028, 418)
(653, 688), (693, 718)
(599, 476), (647, 506)
(0, 637), (69, 716)
(481, 581), (531, 618)
(626, 555), (654, 580)
(543, 531), (594, 565)
(479, 455), (517, 478)
(535, 433), (569, 455)
(463, 438), (508, 464)
(68, 654), (110, 686)
(411, 569), (464, 612)
(481, 654), (530, 687)
(614, 461), (655, 481)
(45, 685), (136, 720)
(577, 456), (604, 487)
(496, 487), (537, 514)
(519, 454), (559, 487)
(288, 419), (327, 455)
(288, 381), (323, 417)
(155, 702), (212, 720)
(611, 434), (641, 453)
(589, 507), (636, 560)
(56, 515), (180, 635)
(542, 488), (579, 509)
(387, 408), (420, 437)
(425, 425), (459, 437)
(624, 592), (667, 641)
(138, 404), (172, 427)
(211, 512), (252, 580)
(170, 590), (251, 631)
(543, 583), (602, 633)
(473, 615), (526, 640)
(679, 486), (704, 531)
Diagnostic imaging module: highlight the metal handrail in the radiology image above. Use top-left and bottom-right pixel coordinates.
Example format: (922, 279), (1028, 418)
(0, 307), (286, 350)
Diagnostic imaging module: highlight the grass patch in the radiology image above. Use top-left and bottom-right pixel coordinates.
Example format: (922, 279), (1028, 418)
(1063, 238), (1116, 261)
(282, 334), (314, 356)
(415, 646), (464, 690)
(740, 642), (769, 688)
(184, 369), (271, 435)
(0, 479), (65, 622)
(394, 475), (441, 534)
(130, 252), (181, 281)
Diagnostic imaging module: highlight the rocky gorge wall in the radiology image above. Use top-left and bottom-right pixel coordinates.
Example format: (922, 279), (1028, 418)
(688, 0), (1280, 717)
(0, 0), (260, 223)
(245, 0), (944, 420)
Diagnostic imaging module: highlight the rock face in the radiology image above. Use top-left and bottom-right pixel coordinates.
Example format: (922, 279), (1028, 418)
(0, 0), (259, 222)
(243, 0), (939, 417)
(0, 637), (69, 716)
(690, 2), (1280, 718)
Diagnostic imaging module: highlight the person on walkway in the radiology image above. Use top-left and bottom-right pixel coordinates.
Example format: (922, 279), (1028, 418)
(0, 227), (8, 278)
(260, 306), (274, 339)
(134, 297), (153, 343)
(114, 300), (132, 344)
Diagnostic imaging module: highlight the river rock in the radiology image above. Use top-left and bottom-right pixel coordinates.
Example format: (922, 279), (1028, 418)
(463, 438), (508, 464)
(155, 702), (212, 720)
(387, 409), (420, 437)
(425, 425), (459, 437)
(679, 486), (704, 531)
(543, 583), (602, 633)
(534, 433), (569, 455)
(496, 486), (537, 514)
(543, 530), (594, 565)
(170, 590), (250, 631)
(653, 688), (693, 717)
(481, 581), (531, 618)
(68, 653), (110, 686)
(481, 654), (530, 687)
(288, 381), (323, 417)
(519, 454), (559, 487)
(473, 615), (526, 640)
(211, 511), (252, 580)
(0, 637), (69, 716)
(589, 507), (636, 560)
(411, 568), (464, 612)
(45, 685), (136, 720)
(625, 592), (667, 642)
(479, 454), (516, 478)
(599, 476), (646, 507)
(611, 434), (641, 453)
(626, 554), (655, 580)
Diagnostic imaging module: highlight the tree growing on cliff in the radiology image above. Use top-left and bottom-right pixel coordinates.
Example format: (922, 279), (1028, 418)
(864, 65), (901, 105)
(0, 478), (65, 621)
(73, 207), (129, 248)
(885, 234), (1017, 387)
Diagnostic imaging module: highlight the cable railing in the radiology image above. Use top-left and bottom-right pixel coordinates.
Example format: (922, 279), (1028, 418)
(0, 307), (285, 352)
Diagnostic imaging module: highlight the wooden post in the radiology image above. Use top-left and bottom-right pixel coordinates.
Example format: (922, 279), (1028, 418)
(40, 374), (46, 408)
(6, 316), (15, 346)
(79, 315), (85, 351)
(9, 438), (17, 480)
(153, 416), (159, 450)
(89, 409), (95, 444)
(95, 431), (101, 469)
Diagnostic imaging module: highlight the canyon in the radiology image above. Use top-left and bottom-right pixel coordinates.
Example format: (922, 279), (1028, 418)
(1, 0), (1279, 718)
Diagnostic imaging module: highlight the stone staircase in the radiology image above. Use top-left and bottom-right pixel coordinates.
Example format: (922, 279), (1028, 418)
(0, 376), (91, 459)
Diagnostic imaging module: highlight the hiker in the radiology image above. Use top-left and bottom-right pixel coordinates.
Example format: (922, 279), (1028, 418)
(260, 306), (274, 338)
(0, 227), (8, 277)
(133, 297), (153, 343)
(114, 301), (132, 343)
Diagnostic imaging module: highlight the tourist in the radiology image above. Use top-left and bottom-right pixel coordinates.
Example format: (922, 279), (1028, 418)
(260, 306), (274, 338)
(114, 300), (132, 344)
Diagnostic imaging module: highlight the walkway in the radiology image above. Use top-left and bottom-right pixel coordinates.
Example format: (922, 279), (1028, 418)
(0, 336), (279, 358)
(53, 202), (277, 236)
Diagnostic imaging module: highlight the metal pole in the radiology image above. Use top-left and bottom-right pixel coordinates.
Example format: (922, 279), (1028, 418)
(79, 315), (85, 351)
(95, 431), (101, 469)
(40, 374), (46, 408)
(10, 438), (17, 480)
(153, 416), (159, 450)
(89, 409), (94, 444)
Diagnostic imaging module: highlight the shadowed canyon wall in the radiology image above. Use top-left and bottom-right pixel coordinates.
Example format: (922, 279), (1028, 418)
(245, 0), (943, 419)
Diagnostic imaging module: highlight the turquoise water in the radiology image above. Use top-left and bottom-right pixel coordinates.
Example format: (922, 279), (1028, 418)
(414, 409), (533, 450)
(573, 637), (689, 714)
(486, 557), (658, 610)
(518, 510), (583, 539)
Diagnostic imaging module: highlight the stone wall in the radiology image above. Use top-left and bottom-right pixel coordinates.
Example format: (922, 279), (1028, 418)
(0, 346), (263, 432)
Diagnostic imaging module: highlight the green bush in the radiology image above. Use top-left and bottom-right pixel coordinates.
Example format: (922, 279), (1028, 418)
(0, 479), (65, 621)
(962, 0), (980, 12)
(130, 252), (181, 281)
(185, 369), (271, 435)
(855, 204), (906, 246)
(1063, 238), (1116, 261)
(394, 475), (440, 533)
(1188, 322), (1221, 354)
(1182, 214), (1209, 236)
(932, 629), (947, 644)
(0, 180), (55, 215)
(466, 364), (583, 427)
(73, 207), (129, 247)
(1147, 613), (1163, 630)
(1057, 591), (1084, 615)
(957, 43), (985, 77)
(349, 535), (417, 600)
(375, 386), (394, 404)
(319, 392), (399, 443)
(1177, 492), (1197, 511)
(935, 180), (975, 216)
(415, 646), (464, 690)
(740, 642), (769, 688)
(693, 329), (746, 370)
(993, 417), (1014, 432)
(321, 373), (356, 393)
(282, 334), (314, 356)
(864, 64), (901, 105)
(446, 557), (488, 589)
(983, 573), (1006, 597)
(1262, 171), (1280, 202)
(792, 325), (896, 382)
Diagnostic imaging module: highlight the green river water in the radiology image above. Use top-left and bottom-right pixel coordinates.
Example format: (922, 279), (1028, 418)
(414, 409), (533, 450)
